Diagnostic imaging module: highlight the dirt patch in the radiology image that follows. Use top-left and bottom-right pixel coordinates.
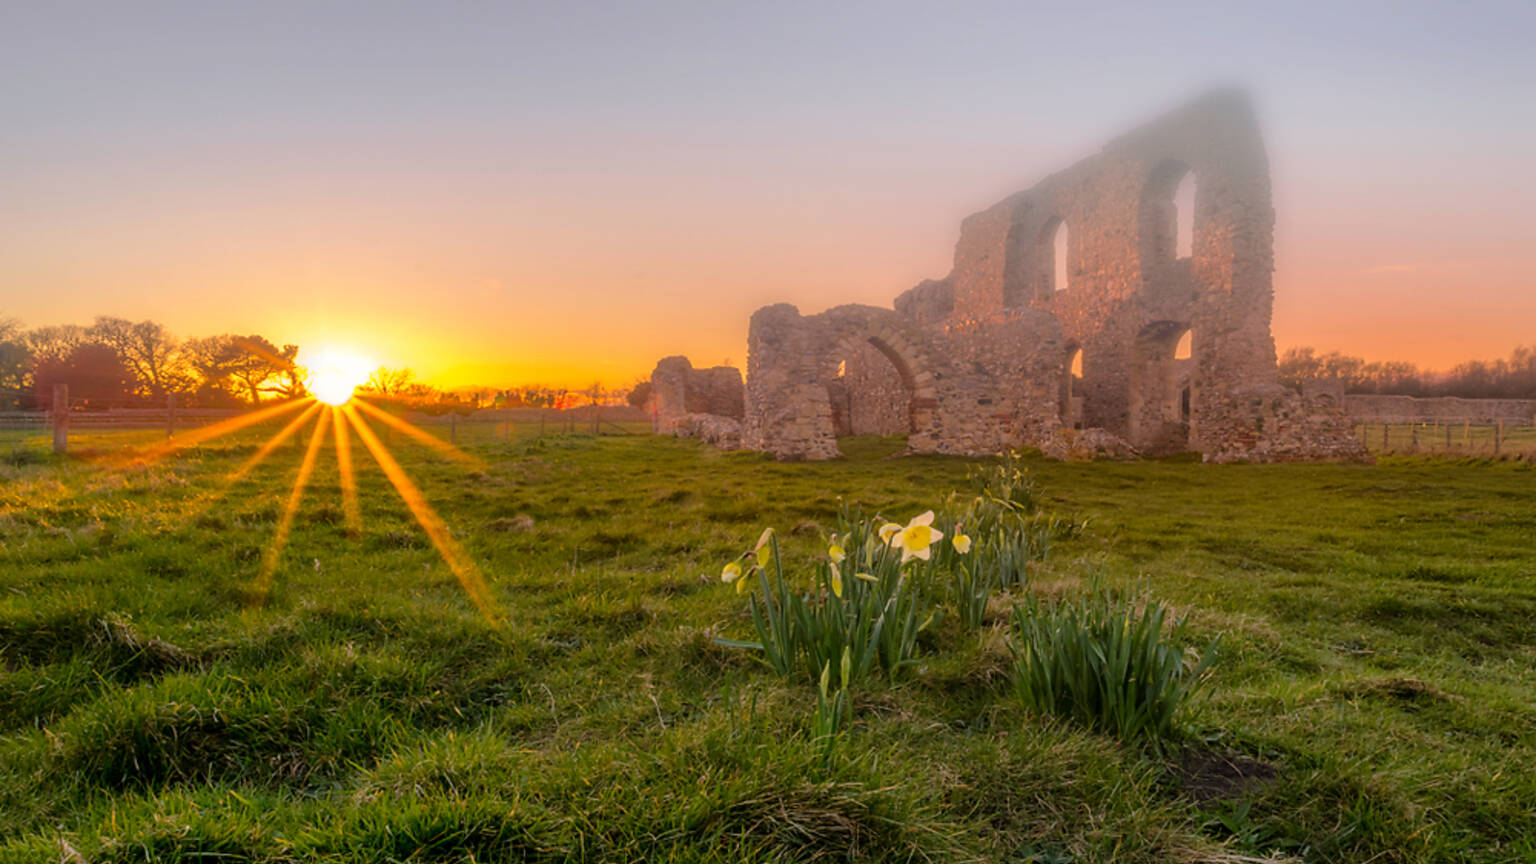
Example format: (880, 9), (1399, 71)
(1169, 749), (1280, 804)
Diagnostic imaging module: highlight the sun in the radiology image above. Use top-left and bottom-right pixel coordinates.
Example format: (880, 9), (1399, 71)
(303, 349), (372, 406)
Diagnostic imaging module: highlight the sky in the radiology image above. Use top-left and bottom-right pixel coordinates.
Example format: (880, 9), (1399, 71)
(2, 0), (1533, 388)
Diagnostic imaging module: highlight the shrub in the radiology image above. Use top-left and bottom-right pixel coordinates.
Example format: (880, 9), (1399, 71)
(1009, 584), (1218, 746)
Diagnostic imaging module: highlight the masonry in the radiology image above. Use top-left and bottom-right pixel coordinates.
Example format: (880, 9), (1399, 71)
(650, 91), (1367, 462)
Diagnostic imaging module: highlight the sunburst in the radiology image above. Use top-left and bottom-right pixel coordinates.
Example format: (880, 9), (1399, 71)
(120, 354), (504, 623)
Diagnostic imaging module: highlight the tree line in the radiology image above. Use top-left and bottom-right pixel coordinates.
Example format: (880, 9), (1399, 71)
(0, 314), (627, 413)
(0, 316), (311, 410)
(1279, 344), (1536, 400)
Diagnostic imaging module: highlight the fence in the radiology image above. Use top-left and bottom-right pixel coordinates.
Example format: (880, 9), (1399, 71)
(1353, 419), (1536, 458)
(0, 386), (652, 458)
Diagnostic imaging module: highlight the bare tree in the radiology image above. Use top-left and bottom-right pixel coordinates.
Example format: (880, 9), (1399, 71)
(88, 316), (187, 400)
(363, 366), (416, 396)
(25, 324), (88, 365)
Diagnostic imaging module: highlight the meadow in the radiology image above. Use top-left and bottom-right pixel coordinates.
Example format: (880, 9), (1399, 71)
(0, 423), (1532, 863)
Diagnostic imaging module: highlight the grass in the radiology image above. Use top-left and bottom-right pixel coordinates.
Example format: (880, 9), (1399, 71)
(0, 420), (1532, 863)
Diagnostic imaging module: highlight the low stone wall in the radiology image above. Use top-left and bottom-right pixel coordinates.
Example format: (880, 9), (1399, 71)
(1343, 395), (1536, 424)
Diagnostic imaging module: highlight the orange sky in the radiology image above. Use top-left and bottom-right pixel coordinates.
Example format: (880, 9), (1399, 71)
(3, 4), (1533, 388)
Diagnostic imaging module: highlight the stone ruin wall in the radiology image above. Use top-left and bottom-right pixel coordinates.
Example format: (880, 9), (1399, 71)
(1342, 394), (1536, 425)
(646, 356), (745, 447)
(653, 91), (1369, 463)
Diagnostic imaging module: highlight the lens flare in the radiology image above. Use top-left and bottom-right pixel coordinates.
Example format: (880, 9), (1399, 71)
(303, 349), (371, 406)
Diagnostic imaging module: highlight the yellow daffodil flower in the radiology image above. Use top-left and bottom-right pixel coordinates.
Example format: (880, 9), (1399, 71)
(892, 510), (943, 563)
(878, 522), (901, 545)
(829, 543), (846, 563)
(721, 561), (742, 583)
(952, 533), (972, 554)
(830, 570), (843, 599)
(754, 526), (775, 569)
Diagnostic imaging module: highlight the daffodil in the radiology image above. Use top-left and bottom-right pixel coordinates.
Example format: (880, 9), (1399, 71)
(878, 522), (901, 545)
(754, 526), (775, 570)
(855, 571), (877, 583)
(829, 570), (843, 599)
(721, 561), (742, 583)
(828, 543), (846, 563)
(952, 533), (972, 554)
(891, 510), (943, 563)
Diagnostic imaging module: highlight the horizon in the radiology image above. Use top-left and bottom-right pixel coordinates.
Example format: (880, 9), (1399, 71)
(4, 1), (1534, 389)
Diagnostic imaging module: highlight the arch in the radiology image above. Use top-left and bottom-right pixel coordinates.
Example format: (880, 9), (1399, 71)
(823, 323), (937, 438)
(1059, 343), (1084, 429)
(1128, 320), (1194, 453)
(1139, 159), (1196, 265)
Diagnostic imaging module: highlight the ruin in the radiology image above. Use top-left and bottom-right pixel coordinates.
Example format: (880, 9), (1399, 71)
(650, 91), (1368, 462)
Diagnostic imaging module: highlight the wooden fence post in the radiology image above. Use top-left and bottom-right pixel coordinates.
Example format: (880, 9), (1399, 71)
(166, 393), (177, 438)
(51, 384), (69, 455)
(1494, 420), (1502, 456)
(1381, 423), (1389, 451)
(1445, 423), (1451, 450)
(450, 412), (458, 445)
(1410, 422), (1419, 452)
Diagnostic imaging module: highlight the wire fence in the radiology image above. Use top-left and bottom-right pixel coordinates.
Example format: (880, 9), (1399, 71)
(1352, 420), (1536, 458)
(0, 399), (654, 460)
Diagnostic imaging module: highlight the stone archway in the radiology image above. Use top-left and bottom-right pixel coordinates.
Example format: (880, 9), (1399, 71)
(1128, 320), (1194, 453)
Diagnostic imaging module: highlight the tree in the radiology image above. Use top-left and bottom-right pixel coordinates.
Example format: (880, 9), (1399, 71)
(33, 343), (134, 408)
(182, 334), (301, 405)
(0, 318), (32, 407)
(87, 316), (188, 400)
(25, 324), (88, 366)
(626, 380), (653, 408)
(363, 366), (417, 396)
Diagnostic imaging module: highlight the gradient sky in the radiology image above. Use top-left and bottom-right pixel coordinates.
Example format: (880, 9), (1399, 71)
(3, 1), (1533, 387)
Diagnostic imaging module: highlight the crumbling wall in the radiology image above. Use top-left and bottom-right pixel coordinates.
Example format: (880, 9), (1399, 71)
(670, 91), (1367, 462)
(647, 356), (743, 434)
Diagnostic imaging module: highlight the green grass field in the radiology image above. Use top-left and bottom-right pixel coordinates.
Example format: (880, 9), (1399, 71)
(1, 424), (1532, 863)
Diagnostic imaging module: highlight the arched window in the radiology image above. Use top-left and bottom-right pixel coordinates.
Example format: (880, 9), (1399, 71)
(1174, 171), (1196, 259)
(1140, 160), (1196, 265)
(1052, 220), (1069, 293)
(1173, 330), (1192, 361)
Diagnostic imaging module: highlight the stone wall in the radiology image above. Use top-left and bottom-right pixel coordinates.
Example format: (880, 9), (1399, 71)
(1343, 395), (1536, 424)
(656, 91), (1368, 463)
(646, 356), (744, 433)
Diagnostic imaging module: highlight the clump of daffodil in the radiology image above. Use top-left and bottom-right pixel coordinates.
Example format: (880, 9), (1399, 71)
(890, 510), (943, 563)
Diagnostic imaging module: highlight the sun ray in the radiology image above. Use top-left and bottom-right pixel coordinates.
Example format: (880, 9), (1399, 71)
(342, 405), (504, 624)
(352, 397), (483, 468)
(177, 401), (323, 524)
(121, 397), (312, 468)
(227, 401), (325, 486)
(331, 405), (364, 536)
(250, 408), (331, 605)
